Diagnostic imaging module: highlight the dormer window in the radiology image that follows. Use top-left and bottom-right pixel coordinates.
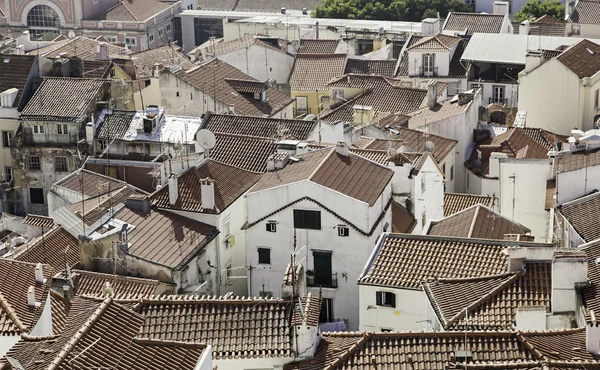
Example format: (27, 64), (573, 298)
(422, 54), (435, 76)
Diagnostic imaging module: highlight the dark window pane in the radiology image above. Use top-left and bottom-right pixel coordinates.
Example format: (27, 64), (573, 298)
(258, 248), (270, 264)
(294, 210), (321, 230)
(30, 188), (44, 204)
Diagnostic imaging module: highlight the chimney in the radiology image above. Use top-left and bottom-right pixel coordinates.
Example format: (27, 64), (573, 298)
(493, 1), (509, 15)
(27, 286), (36, 306)
(143, 113), (156, 133)
(587, 311), (600, 356)
(519, 20), (531, 35)
(97, 42), (109, 60)
(85, 122), (94, 145)
(552, 250), (588, 313)
(168, 173), (179, 205)
(201, 178), (215, 210)
(0, 88), (19, 108)
(427, 80), (437, 109)
(422, 18), (441, 36)
(335, 141), (349, 156)
(525, 50), (543, 73)
(352, 105), (374, 125)
(102, 281), (115, 297)
(458, 92), (474, 106)
(70, 57), (84, 78)
(35, 263), (44, 283)
(152, 63), (164, 78)
(266, 152), (290, 171)
(488, 152), (508, 178)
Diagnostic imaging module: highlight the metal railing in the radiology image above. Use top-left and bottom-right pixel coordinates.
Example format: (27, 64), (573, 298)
(418, 66), (438, 77)
(307, 272), (338, 288)
(20, 132), (79, 146)
(489, 97), (509, 105)
(293, 107), (311, 118)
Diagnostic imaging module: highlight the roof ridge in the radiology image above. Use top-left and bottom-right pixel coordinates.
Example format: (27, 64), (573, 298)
(308, 148), (335, 181)
(72, 269), (161, 284)
(434, 271), (517, 283)
(120, 0), (139, 21)
(467, 205), (481, 238)
(322, 333), (370, 370)
(0, 292), (28, 333)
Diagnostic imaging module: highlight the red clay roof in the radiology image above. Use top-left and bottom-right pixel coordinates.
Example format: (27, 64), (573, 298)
(11, 226), (80, 271)
(557, 39), (600, 78)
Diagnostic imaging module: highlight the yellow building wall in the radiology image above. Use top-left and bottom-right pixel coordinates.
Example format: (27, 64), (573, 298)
(291, 91), (328, 117)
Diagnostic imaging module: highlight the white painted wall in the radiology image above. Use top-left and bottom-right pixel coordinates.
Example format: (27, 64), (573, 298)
(216, 45), (294, 84)
(407, 50), (452, 77)
(0, 336), (19, 358)
(194, 345), (212, 370)
(29, 293), (53, 336)
(465, 169), (500, 198)
(556, 165), (600, 205)
(411, 156), (445, 234)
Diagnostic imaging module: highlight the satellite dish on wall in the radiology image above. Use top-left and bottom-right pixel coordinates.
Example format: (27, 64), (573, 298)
(424, 141), (435, 153)
(196, 129), (216, 150)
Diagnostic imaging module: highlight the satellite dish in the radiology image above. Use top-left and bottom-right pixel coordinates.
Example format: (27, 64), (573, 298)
(68, 31), (76, 39)
(424, 141), (435, 153)
(196, 129), (216, 150)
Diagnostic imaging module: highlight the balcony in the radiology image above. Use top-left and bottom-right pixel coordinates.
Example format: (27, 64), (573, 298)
(418, 66), (438, 77)
(489, 97), (509, 106)
(307, 272), (338, 288)
(293, 107), (312, 118)
(19, 132), (79, 147)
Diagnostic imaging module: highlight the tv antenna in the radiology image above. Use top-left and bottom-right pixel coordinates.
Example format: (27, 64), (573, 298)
(196, 129), (216, 159)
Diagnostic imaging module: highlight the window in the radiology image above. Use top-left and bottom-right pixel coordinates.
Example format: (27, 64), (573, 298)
(422, 54), (435, 75)
(158, 29), (163, 37)
(595, 90), (599, 109)
(337, 225), (349, 237)
(125, 37), (137, 46)
(381, 328), (393, 332)
(176, 91), (180, 97)
(421, 176), (426, 193)
(572, 24), (581, 35)
(332, 89), (344, 101)
(296, 96), (308, 116)
(294, 209), (321, 230)
(447, 82), (459, 96)
(319, 298), (334, 323)
(4, 167), (12, 182)
(167, 24), (172, 32)
(99, 140), (107, 151)
(105, 36), (117, 43)
(376, 291), (396, 308)
(266, 221), (277, 232)
(493, 85), (505, 104)
(226, 263), (232, 281)
(56, 124), (68, 135)
(54, 156), (67, 172)
(29, 188), (44, 204)
(149, 34), (154, 42)
(312, 251), (333, 286)
(258, 248), (271, 265)
(27, 5), (61, 41)
(2, 131), (12, 147)
(450, 165), (454, 181)
(29, 155), (41, 171)
(223, 216), (230, 238)
(33, 125), (44, 134)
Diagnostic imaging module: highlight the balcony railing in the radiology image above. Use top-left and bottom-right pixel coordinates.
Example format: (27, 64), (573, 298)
(20, 132), (79, 147)
(293, 107), (312, 118)
(307, 272), (338, 288)
(418, 66), (439, 77)
(489, 97), (509, 106)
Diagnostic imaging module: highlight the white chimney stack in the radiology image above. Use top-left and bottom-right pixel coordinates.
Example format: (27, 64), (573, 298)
(27, 286), (36, 306)
(97, 42), (108, 60)
(201, 178), (215, 210)
(85, 122), (94, 145)
(588, 311), (600, 355)
(493, 1), (510, 15)
(168, 173), (179, 205)
(35, 263), (44, 283)
(335, 141), (349, 156)
(427, 80), (438, 109)
(552, 250), (588, 313)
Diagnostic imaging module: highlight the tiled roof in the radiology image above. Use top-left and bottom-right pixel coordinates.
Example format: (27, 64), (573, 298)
(348, 148), (391, 164)
(397, 36), (468, 78)
(444, 192), (494, 217)
(581, 239), (600, 315)
(559, 191), (600, 243)
(427, 204), (530, 240)
(225, 78), (265, 93)
(359, 234), (524, 289)
(344, 58), (397, 77)
(391, 201), (416, 233)
(569, 0), (600, 24)
(203, 113), (316, 140)
(250, 147), (393, 205)
(197, 0), (237, 10)
(407, 34), (462, 52)
(54, 169), (135, 198)
(49, 290), (71, 334)
(95, 110), (136, 140)
(0, 259), (52, 335)
(200, 35), (287, 57)
(70, 269), (162, 298)
(289, 54), (346, 91)
(423, 263), (551, 330)
(134, 296), (295, 359)
(90, 0), (172, 21)
(554, 147), (600, 174)
(519, 329), (596, 362)
(233, 0), (324, 11)
(512, 19), (565, 36)
(128, 45), (194, 79)
(556, 39), (600, 79)
(22, 214), (54, 228)
(2, 297), (207, 370)
(11, 226), (80, 271)
(150, 159), (261, 213)
(69, 186), (140, 225)
(178, 59), (293, 116)
(443, 12), (506, 35)
(20, 78), (108, 121)
(352, 130), (457, 162)
(83, 60), (112, 78)
(0, 54), (35, 108)
(29, 36), (128, 60)
(321, 75), (427, 122)
(407, 98), (471, 129)
(297, 39), (340, 54)
(211, 133), (276, 173)
(113, 206), (218, 268)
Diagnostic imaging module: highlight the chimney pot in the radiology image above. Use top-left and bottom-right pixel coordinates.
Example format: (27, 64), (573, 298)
(587, 316), (600, 355)
(27, 286), (36, 306)
(168, 173), (179, 205)
(35, 263), (44, 283)
(427, 80), (438, 109)
(335, 141), (349, 156)
(201, 178), (215, 210)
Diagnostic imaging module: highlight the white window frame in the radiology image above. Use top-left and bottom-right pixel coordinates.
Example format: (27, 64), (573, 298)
(57, 123), (68, 135)
(166, 24), (172, 32)
(158, 29), (163, 37)
(572, 24), (581, 35)
(447, 82), (460, 96)
(493, 85), (505, 104)
(33, 125), (44, 134)
(125, 37), (137, 46)
(296, 96), (308, 115)
(332, 89), (344, 101)
(148, 34), (154, 43)
(105, 36), (117, 43)
(422, 54), (435, 75)
(2, 131), (12, 148)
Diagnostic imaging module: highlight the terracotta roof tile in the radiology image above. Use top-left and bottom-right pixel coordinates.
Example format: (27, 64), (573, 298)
(11, 226), (80, 271)
(203, 113), (316, 140)
(289, 54), (346, 91)
(428, 204), (530, 240)
(555, 147), (600, 174)
(150, 159), (261, 213)
(581, 239), (600, 315)
(200, 35), (287, 57)
(408, 99), (470, 128)
(444, 192), (494, 216)
(344, 58), (397, 77)
(22, 215), (54, 228)
(20, 77), (108, 121)
(391, 201), (416, 233)
(179, 59), (293, 116)
(250, 147), (393, 205)
(91, 0), (173, 21)
(210, 133), (277, 172)
(49, 290), (70, 334)
(444, 12), (506, 35)
(83, 60), (112, 78)
(556, 39), (600, 79)
(297, 39), (340, 54)
(70, 269), (163, 298)
(569, 0), (600, 24)
(348, 148), (392, 164)
(69, 186), (140, 225)
(407, 34), (462, 52)
(54, 169), (136, 198)
(519, 329), (595, 362)
(234, 0), (324, 11)
(0, 54), (36, 108)
(29, 36), (129, 60)
(559, 191), (600, 242)
(128, 45), (194, 78)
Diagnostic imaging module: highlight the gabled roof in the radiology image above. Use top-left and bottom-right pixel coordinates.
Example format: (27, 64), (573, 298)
(407, 97), (472, 129)
(54, 168), (141, 198)
(69, 269), (163, 298)
(444, 192), (493, 216)
(200, 35), (288, 57)
(20, 77), (108, 121)
(359, 234), (551, 289)
(0, 259), (52, 335)
(203, 113), (316, 140)
(68, 186), (141, 225)
(210, 133), (277, 173)
(289, 53), (347, 91)
(150, 159), (261, 213)
(11, 226), (80, 271)
(82, 59), (112, 78)
(580, 239), (600, 315)
(423, 262), (551, 330)
(0, 54), (36, 108)
(90, 0), (173, 22)
(427, 204), (530, 240)
(22, 214), (54, 228)
(127, 44), (194, 79)
(556, 39), (600, 79)
(250, 147), (393, 205)
(568, 0), (600, 24)
(297, 39), (340, 54)
(407, 34), (461, 52)
(391, 201), (416, 233)
(1, 297), (207, 370)
(177, 59), (293, 116)
(443, 12), (506, 35)
(344, 58), (397, 77)
(559, 191), (600, 243)
(29, 36), (128, 60)
(320, 75), (427, 122)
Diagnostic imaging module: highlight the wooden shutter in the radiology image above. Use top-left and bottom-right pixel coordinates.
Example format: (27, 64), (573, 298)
(376, 291), (383, 306)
